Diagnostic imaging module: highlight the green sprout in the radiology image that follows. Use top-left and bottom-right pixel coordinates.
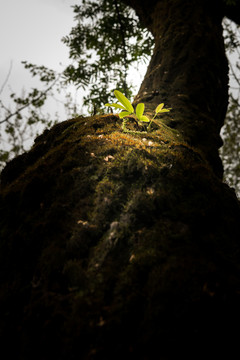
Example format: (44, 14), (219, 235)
(105, 90), (170, 133)
(148, 103), (171, 130)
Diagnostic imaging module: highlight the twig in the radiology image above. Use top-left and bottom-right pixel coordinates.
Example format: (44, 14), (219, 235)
(0, 75), (60, 125)
(0, 60), (13, 95)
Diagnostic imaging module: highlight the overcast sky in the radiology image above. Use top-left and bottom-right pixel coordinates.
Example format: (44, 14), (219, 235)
(0, 0), (76, 76)
(0, 0), (78, 113)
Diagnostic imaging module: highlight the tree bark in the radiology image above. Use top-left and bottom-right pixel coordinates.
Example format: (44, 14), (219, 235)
(124, 0), (229, 177)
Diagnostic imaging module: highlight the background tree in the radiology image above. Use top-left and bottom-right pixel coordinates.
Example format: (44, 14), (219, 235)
(61, 0), (154, 110)
(220, 18), (240, 196)
(0, 62), (81, 167)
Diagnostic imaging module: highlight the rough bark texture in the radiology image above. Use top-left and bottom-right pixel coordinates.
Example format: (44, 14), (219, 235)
(125, 0), (229, 177)
(1, 1), (240, 359)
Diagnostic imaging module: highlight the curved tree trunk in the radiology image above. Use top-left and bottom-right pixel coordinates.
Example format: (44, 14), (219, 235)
(0, 1), (240, 360)
(126, 0), (229, 177)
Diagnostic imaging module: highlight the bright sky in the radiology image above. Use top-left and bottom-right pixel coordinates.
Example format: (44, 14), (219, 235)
(0, 0), (78, 115)
(0, 0), (75, 81)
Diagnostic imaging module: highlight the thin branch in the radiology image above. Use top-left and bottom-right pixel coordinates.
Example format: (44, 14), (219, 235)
(0, 60), (13, 95)
(229, 61), (240, 87)
(0, 99), (12, 115)
(0, 75), (60, 125)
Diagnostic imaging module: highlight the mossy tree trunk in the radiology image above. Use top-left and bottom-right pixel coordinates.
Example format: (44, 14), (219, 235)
(124, 0), (230, 177)
(1, 1), (240, 360)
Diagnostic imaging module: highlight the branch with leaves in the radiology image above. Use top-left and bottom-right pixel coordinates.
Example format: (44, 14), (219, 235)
(62, 0), (154, 112)
(0, 62), (80, 168)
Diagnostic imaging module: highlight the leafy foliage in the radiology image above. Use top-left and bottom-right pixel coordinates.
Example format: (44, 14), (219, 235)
(0, 62), (80, 169)
(62, 0), (154, 112)
(220, 95), (240, 197)
(221, 19), (240, 197)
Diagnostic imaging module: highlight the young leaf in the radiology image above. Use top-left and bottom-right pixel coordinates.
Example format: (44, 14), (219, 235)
(139, 115), (149, 122)
(155, 103), (170, 114)
(159, 109), (170, 112)
(155, 103), (164, 113)
(105, 103), (126, 110)
(118, 111), (131, 118)
(114, 90), (134, 113)
(136, 103), (144, 120)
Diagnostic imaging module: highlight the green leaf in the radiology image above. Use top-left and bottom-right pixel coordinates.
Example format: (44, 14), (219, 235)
(139, 115), (149, 122)
(119, 111), (131, 118)
(136, 103), (144, 120)
(155, 103), (164, 113)
(105, 103), (126, 110)
(114, 90), (134, 113)
(159, 109), (170, 112)
(155, 103), (170, 114)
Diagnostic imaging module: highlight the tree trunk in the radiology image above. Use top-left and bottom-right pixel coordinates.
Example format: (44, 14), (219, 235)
(0, 1), (240, 360)
(125, 0), (229, 177)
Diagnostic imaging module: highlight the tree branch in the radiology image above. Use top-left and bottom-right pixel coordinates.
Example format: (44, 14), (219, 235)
(0, 61), (13, 95)
(0, 76), (60, 125)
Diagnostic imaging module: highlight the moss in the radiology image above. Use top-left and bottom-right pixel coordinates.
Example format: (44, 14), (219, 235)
(0, 114), (240, 359)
